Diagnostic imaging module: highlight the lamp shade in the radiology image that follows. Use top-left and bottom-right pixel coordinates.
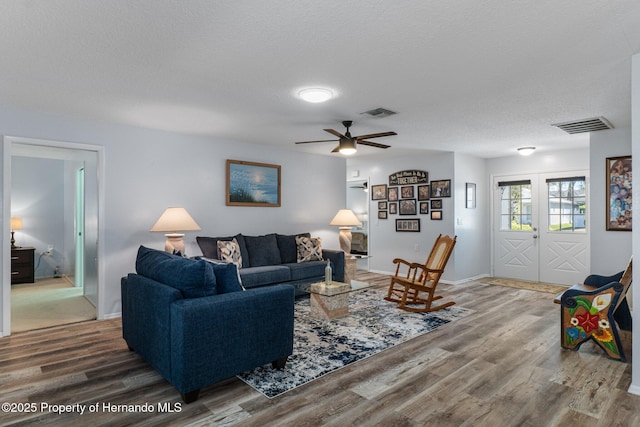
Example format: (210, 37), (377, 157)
(10, 217), (23, 231)
(150, 207), (201, 233)
(329, 209), (362, 227)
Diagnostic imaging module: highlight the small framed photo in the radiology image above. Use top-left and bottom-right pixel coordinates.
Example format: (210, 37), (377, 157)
(372, 184), (388, 200)
(399, 199), (417, 215)
(466, 183), (476, 209)
(418, 185), (430, 201)
(388, 187), (399, 201)
(431, 211), (442, 220)
(430, 199), (442, 210)
(389, 202), (398, 214)
(401, 186), (414, 199)
(420, 202), (429, 214)
(378, 201), (387, 210)
(396, 218), (420, 232)
(430, 179), (451, 198)
(378, 210), (388, 219)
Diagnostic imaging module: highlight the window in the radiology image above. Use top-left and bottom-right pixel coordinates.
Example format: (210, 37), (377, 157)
(546, 177), (586, 232)
(498, 180), (532, 231)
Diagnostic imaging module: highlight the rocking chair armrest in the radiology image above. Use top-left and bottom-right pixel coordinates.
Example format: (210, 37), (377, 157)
(410, 264), (444, 274)
(392, 258), (412, 267)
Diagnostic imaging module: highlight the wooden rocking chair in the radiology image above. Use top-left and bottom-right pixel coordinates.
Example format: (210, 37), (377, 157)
(384, 234), (457, 313)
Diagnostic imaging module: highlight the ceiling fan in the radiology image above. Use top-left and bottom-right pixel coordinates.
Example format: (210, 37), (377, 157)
(295, 120), (397, 155)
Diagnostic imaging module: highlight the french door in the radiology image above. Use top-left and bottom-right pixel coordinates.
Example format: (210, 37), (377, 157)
(493, 172), (589, 285)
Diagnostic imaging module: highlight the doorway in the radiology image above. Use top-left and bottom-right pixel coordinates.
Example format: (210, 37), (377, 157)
(493, 172), (589, 285)
(347, 178), (369, 271)
(2, 136), (105, 336)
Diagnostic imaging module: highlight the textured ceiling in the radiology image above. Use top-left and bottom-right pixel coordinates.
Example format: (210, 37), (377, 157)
(1, 1), (639, 158)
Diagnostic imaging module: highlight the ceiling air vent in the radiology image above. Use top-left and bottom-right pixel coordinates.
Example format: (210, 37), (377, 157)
(360, 107), (397, 118)
(551, 117), (613, 134)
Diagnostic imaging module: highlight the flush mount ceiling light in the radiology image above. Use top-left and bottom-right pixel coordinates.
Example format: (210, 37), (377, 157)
(298, 87), (333, 103)
(517, 147), (536, 156)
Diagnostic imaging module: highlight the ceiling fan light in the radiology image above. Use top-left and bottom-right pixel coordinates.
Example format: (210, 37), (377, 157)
(339, 138), (357, 155)
(298, 87), (333, 103)
(517, 147), (536, 156)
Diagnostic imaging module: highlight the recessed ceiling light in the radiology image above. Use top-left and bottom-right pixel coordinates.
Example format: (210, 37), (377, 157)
(298, 87), (333, 103)
(517, 147), (536, 156)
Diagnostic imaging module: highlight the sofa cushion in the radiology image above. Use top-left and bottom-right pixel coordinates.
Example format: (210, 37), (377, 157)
(239, 265), (291, 288)
(244, 234), (282, 267)
(197, 234), (249, 268)
(217, 238), (243, 268)
(135, 246), (217, 298)
(285, 260), (326, 281)
(296, 236), (323, 262)
(276, 232), (310, 264)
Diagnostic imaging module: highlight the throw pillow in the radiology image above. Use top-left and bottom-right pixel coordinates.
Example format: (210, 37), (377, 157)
(199, 257), (245, 293)
(135, 246), (217, 298)
(217, 238), (243, 268)
(244, 233), (282, 267)
(296, 236), (323, 262)
(277, 232), (311, 264)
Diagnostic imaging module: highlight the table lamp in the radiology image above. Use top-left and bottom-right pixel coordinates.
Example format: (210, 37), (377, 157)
(150, 207), (201, 255)
(329, 209), (362, 255)
(10, 216), (23, 248)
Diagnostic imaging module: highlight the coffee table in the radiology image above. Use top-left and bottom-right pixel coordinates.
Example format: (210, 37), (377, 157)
(302, 280), (377, 320)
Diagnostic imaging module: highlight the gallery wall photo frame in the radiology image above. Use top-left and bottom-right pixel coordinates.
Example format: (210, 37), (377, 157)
(399, 199), (417, 215)
(378, 201), (388, 210)
(430, 179), (451, 198)
(388, 187), (399, 201)
(401, 186), (414, 198)
(378, 210), (388, 219)
(420, 202), (429, 214)
(389, 202), (398, 214)
(431, 211), (442, 220)
(430, 199), (442, 210)
(396, 218), (420, 232)
(606, 155), (632, 231)
(418, 184), (430, 200)
(372, 184), (388, 200)
(226, 159), (281, 207)
(466, 183), (477, 209)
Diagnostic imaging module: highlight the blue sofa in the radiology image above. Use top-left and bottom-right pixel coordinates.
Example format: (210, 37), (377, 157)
(121, 246), (295, 403)
(196, 232), (345, 289)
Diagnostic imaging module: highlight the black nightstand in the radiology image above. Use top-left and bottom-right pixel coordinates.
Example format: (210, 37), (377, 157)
(11, 247), (35, 284)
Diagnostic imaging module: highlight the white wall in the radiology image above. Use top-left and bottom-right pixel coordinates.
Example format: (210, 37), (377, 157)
(630, 53), (640, 395)
(11, 156), (65, 278)
(589, 128), (632, 273)
(347, 152), (460, 281)
(453, 153), (490, 281)
(0, 106), (346, 322)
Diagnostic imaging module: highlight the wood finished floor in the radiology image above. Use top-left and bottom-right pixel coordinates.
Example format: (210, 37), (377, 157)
(1, 272), (638, 427)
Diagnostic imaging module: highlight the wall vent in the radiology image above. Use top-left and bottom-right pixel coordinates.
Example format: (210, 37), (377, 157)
(551, 117), (613, 134)
(360, 107), (397, 118)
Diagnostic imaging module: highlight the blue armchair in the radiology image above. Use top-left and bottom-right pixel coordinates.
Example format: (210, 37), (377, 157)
(121, 246), (295, 402)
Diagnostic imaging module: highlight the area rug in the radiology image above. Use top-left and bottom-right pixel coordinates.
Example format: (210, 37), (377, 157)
(237, 287), (473, 398)
(484, 278), (568, 294)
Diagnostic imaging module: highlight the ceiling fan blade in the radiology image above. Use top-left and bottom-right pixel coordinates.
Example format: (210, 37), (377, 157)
(331, 145), (340, 153)
(294, 139), (339, 144)
(355, 131), (397, 140)
(324, 128), (346, 138)
(358, 140), (391, 149)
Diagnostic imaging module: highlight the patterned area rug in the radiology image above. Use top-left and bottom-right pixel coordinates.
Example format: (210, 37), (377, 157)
(485, 278), (568, 294)
(237, 287), (473, 398)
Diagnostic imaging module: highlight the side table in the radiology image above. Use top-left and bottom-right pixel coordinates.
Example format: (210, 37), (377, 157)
(344, 254), (370, 284)
(11, 246), (35, 284)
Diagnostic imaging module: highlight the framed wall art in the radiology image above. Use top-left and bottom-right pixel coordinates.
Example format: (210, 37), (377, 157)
(430, 179), (451, 198)
(418, 184), (430, 200)
(378, 201), (388, 210)
(607, 155), (632, 231)
(389, 202), (398, 214)
(399, 199), (417, 215)
(420, 202), (429, 214)
(378, 210), (388, 219)
(401, 186), (414, 198)
(372, 184), (388, 200)
(226, 159), (281, 207)
(466, 183), (476, 209)
(396, 218), (420, 232)
(388, 187), (399, 201)
(431, 211), (442, 220)
(430, 199), (442, 210)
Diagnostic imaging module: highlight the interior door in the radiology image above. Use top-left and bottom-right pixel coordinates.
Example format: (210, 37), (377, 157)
(493, 172), (589, 284)
(493, 176), (539, 281)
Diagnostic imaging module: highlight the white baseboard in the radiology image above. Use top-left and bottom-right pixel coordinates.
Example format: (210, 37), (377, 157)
(628, 384), (640, 395)
(367, 269), (490, 286)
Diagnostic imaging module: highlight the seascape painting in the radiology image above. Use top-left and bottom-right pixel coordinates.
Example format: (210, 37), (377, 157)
(226, 160), (281, 207)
